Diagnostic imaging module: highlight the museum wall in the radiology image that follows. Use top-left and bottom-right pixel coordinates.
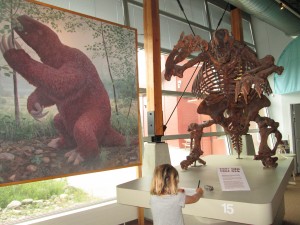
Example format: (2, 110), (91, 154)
(7, 1), (298, 225)
(251, 16), (299, 152)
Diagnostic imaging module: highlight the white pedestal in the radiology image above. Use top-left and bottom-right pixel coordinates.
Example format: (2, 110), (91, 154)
(118, 155), (294, 225)
(142, 142), (171, 177)
(280, 153), (297, 185)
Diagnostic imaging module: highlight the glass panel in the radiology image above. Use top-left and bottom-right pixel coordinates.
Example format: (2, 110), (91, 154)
(138, 51), (204, 91)
(137, 49), (147, 89)
(189, 0), (208, 27)
(159, 0), (208, 27)
(129, 2), (210, 50)
(36, 0), (124, 24)
(208, 3), (231, 31)
(163, 96), (206, 136)
(131, 0), (143, 3)
(161, 55), (203, 91)
(93, 0), (124, 24)
(243, 19), (254, 44)
(68, 0), (97, 16)
(128, 3), (144, 43)
(0, 167), (137, 224)
(160, 15), (210, 51)
(139, 94), (218, 137)
(250, 132), (260, 154)
(35, 0), (69, 8)
(167, 135), (228, 166)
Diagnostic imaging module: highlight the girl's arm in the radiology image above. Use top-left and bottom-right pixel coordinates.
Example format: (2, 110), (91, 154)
(185, 188), (203, 204)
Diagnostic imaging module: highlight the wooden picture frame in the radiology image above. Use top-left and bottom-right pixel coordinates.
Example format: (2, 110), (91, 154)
(0, 0), (141, 186)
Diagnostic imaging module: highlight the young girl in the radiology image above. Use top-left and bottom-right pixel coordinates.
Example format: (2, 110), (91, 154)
(150, 164), (203, 225)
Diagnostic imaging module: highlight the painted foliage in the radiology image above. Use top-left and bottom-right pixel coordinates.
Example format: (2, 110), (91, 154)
(0, 0), (140, 185)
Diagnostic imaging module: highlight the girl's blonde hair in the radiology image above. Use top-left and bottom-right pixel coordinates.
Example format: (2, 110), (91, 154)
(150, 164), (179, 195)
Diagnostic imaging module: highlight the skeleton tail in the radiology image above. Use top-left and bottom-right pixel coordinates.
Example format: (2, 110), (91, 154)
(231, 134), (243, 158)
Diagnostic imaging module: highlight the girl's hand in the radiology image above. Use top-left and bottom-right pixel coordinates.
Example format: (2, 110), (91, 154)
(185, 187), (204, 204)
(195, 188), (204, 197)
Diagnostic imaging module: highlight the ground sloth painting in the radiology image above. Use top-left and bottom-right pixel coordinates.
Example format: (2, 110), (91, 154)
(0, 15), (136, 166)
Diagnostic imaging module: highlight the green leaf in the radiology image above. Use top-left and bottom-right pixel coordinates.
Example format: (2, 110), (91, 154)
(3, 24), (10, 29)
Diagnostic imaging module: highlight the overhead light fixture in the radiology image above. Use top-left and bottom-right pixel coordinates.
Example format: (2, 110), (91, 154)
(280, 2), (284, 10)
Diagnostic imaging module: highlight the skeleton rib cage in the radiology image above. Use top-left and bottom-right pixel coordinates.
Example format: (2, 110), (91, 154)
(192, 57), (260, 102)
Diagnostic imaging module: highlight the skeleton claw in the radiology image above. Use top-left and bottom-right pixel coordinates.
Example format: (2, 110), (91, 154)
(255, 85), (262, 98)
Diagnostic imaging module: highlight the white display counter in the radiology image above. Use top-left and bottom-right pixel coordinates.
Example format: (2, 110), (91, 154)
(117, 155), (294, 225)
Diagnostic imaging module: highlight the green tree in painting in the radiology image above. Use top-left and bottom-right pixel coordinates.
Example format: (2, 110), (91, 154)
(0, 0), (22, 126)
(83, 19), (137, 133)
(0, 0), (67, 126)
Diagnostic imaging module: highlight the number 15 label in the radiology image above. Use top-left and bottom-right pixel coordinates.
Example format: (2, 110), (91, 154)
(222, 203), (234, 214)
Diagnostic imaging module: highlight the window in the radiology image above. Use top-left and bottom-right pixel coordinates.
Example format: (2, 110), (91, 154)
(0, 0), (258, 224)
(208, 2), (231, 31)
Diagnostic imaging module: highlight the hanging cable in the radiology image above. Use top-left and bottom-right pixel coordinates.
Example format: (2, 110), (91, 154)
(164, 0), (201, 130)
(216, 3), (230, 30)
(164, 0), (230, 131)
(176, 0), (195, 36)
(164, 61), (201, 129)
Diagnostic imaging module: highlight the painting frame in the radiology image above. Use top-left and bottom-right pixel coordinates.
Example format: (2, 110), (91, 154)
(0, 0), (141, 186)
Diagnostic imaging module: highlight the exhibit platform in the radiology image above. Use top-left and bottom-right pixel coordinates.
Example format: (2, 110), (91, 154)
(117, 155), (294, 225)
